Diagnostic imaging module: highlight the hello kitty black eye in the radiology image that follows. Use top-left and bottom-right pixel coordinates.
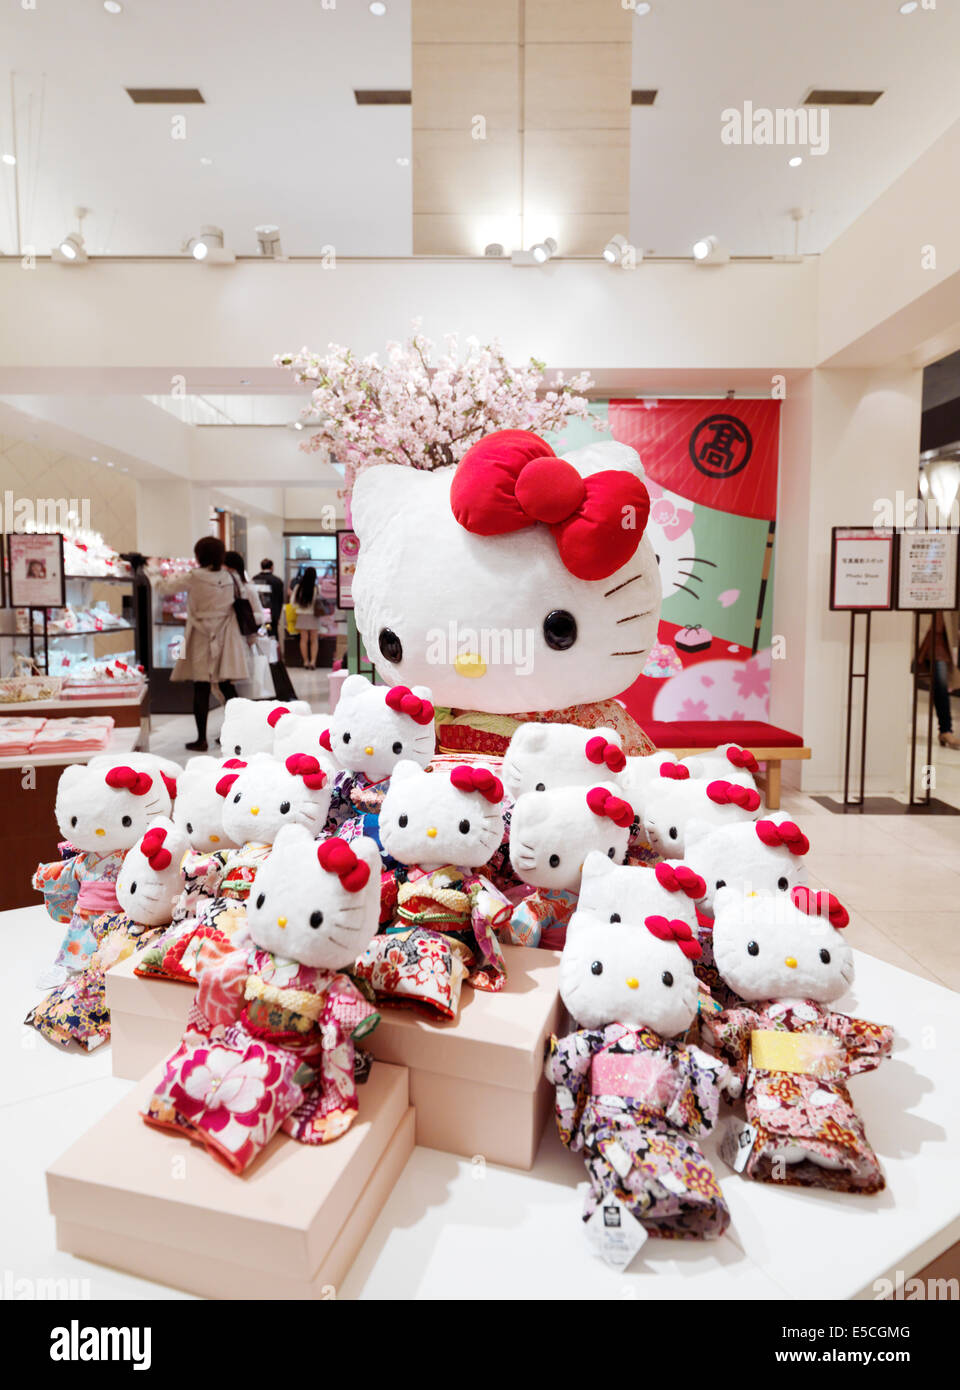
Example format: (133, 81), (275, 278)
(255, 893), (265, 910)
(777, 876), (789, 891)
(379, 628), (403, 664)
(186, 822), (193, 834)
(542, 609), (577, 651)
(310, 910), (324, 929)
(820, 948), (831, 964)
(129, 881), (137, 894)
(535, 782), (545, 792)
(342, 731), (351, 744)
(668, 827), (678, 840)
(70, 816), (77, 827)
(234, 745), (242, 756)
(607, 847), (616, 859)
(459, 819), (471, 834)
(392, 741), (403, 755)
(716, 879), (726, 890)
(747, 940), (759, 956)
(549, 853), (560, 868)
(280, 801), (291, 815)
(398, 813), (408, 828)
(122, 815), (132, 827)
(233, 792), (241, 804)
(610, 913), (621, 923)
(591, 960), (603, 976)
(661, 971), (674, 988)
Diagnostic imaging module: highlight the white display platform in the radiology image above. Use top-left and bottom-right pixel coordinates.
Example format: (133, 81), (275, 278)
(5, 902), (959, 1299)
(0, 724), (140, 770)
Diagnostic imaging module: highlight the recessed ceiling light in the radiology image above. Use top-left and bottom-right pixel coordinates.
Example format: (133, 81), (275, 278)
(396, 156), (410, 166)
(104, 1), (123, 11)
(1, 153), (15, 166)
(105, 461), (115, 468)
(789, 155), (803, 167)
(899, 1), (918, 11)
(369, 1), (387, 13)
(91, 456), (99, 462)
(200, 156), (213, 166)
(634, 2), (652, 13)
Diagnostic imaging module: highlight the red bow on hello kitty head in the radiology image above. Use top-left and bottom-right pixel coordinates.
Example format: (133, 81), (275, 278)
(756, 819), (809, 856)
(266, 705), (290, 729)
(726, 745), (759, 774)
(791, 884), (849, 930)
(160, 772), (177, 802)
(659, 762), (690, 781)
(585, 736), (627, 773)
(706, 780), (761, 812)
(450, 764), (504, 803)
(585, 786), (634, 828)
(140, 826), (172, 871)
(385, 685), (435, 726)
(285, 753), (328, 791)
(644, 915), (703, 961)
(215, 760), (247, 798)
(105, 765), (153, 797)
(449, 430), (650, 582)
(318, 728), (333, 751)
(655, 861), (707, 900)
(317, 837), (370, 893)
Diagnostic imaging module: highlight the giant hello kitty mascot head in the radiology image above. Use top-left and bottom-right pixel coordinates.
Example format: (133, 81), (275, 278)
(351, 430), (661, 749)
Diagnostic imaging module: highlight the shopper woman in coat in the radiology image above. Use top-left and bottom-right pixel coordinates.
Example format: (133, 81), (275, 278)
(162, 536), (252, 751)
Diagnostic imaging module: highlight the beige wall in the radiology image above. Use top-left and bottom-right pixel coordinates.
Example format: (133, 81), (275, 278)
(0, 435), (137, 550)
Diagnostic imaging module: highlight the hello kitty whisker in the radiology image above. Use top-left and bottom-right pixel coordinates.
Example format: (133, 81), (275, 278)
(603, 573), (644, 598)
(673, 585), (700, 599)
(611, 647), (649, 657)
(677, 571), (703, 583)
(678, 556), (717, 567)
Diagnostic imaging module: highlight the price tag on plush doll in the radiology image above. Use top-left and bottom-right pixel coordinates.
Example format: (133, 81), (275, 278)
(585, 1194), (648, 1269)
(718, 1118), (758, 1172)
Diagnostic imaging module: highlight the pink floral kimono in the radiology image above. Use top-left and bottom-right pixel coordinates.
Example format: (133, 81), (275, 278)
(33, 846), (125, 972)
(545, 1022), (730, 1239)
(704, 999), (893, 1194)
(142, 946), (380, 1174)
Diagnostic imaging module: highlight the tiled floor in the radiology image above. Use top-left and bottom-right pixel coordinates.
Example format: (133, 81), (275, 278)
(145, 673), (958, 995)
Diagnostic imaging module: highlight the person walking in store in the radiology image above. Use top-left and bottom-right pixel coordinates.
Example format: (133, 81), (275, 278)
(252, 557), (284, 637)
(159, 535), (252, 751)
(290, 565), (320, 669)
(225, 551), (268, 632)
(920, 609), (960, 749)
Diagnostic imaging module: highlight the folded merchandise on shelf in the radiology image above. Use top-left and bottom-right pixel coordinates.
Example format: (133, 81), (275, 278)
(28, 716), (115, 754)
(58, 656), (146, 701)
(0, 716), (47, 755)
(16, 604), (132, 637)
(63, 537), (133, 580)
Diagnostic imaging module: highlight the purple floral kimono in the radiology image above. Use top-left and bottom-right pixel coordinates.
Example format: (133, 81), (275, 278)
(545, 1022), (730, 1239)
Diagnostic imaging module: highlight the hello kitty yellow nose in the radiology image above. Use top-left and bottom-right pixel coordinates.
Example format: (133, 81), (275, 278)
(454, 652), (486, 679)
(277, 917), (287, 928)
(95, 828), (105, 837)
(626, 976), (639, 990)
(784, 956), (798, 969)
(426, 827), (437, 838)
(209, 834), (219, 843)
(364, 746), (374, 756)
(250, 806), (259, 816)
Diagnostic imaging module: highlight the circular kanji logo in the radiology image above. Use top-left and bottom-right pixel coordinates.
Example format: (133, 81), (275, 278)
(689, 414), (753, 480)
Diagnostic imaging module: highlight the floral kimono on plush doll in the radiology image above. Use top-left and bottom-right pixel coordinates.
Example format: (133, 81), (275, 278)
(505, 782), (633, 950)
(354, 760), (511, 1017)
(142, 826), (382, 1174)
(320, 674), (436, 851)
(26, 820), (187, 1050)
(349, 430), (663, 759)
(546, 907), (730, 1251)
(703, 885), (893, 1194)
(33, 760), (174, 986)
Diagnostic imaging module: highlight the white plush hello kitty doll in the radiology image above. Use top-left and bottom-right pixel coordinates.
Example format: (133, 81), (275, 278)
(218, 697), (312, 759)
(577, 851), (705, 934)
(271, 711), (333, 765)
(25, 818), (191, 1051)
(144, 824), (382, 1171)
(680, 743), (760, 792)
(619, 749), (682, 818)
(351, 430), (661, 754)
(704, 886), (893, 1194)
(320, 675), (436, 842)
(505, 784), (634, 949)
(172, 756), (240, 854)
(34, 761), (175, 983)
(371, 760), (512, 996)
(502, 723), (626, 800)
(643, 766), (761, 857)
(545, 908), (730, 1245)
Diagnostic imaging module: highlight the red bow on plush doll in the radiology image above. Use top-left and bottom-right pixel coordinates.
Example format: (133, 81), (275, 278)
(317, 837), (371, 892)
(450, 765), (504, 803)
(585, 735), (627, 773)
(450, 429), (650, 582)
(385, 685), (435, 725)
(586, 786), (634, 828)
(140, 826), (173, 871)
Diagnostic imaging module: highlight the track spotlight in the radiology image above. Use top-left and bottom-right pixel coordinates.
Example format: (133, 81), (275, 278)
(53, 207), (89, 264)
(183, 225), (234, 264)
(602, 233), (641, 267)
(530, 236), (557, 263)
(692, 234), (727, 265)
(255, 224), (284, 258)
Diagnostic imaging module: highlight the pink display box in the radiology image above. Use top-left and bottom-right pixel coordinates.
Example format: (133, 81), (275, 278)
(47, 1061), (414, 1300)
(364, 945), (562, 1170)
(107, 942), (562, 1171)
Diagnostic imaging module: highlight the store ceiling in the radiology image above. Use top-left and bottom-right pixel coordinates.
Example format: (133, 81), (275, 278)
(0, 0), (959, 260)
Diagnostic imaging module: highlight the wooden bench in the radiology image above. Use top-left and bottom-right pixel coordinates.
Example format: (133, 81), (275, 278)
(642, 720), (810, 811)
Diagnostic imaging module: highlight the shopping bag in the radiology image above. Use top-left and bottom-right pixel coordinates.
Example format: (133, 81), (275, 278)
(270, 662), (297, 701)
(284, 603), (299, 636)
(247, 649), (274, 699)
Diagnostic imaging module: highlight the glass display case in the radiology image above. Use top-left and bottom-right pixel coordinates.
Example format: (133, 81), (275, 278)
(283, 532), (344, 668)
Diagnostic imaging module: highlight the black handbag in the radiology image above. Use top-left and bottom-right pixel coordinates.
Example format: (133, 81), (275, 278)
(230, 571), (259, 638)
